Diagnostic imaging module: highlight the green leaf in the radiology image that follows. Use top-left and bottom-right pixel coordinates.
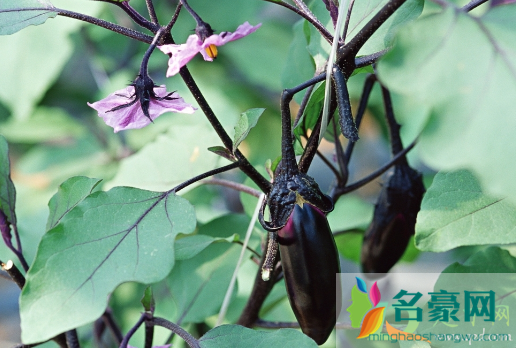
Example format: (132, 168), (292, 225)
(141, 286), (155, 313)
(208, 146), (237, 162)
(443, 246), (516, 273)
(232, 108), (265, 153)
(415, 170), (516, 252)
(106, 119), (222, 192)
(0, 1), (100, 119)
(293, 82), (325, 142)
(46, 176), (102, 231)
(174, 233), (239, 261)
(377, 5), (516, 204)
(347, 0), (424, 56)
(199, 325), (318, 348)
(327, 194), (373, 232)
(0, 135), (16, 225)
(166, 214), (254, 323)
(0, 107), (85, 143)
(0, 0), (57, 35)
(281, 20), (315, 99)
(20, 187), (196, 343)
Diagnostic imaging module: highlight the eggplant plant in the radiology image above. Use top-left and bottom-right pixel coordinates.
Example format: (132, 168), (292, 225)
(1, 0), (516, 347)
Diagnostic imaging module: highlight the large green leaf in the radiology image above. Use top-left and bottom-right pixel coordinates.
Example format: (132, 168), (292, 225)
(347, 0), (424, 56)
(20, 187), (196, 343)
(0, 0), (57, 35)
(377, 5), (516, 204)
(199, 325), (318, 348)
(281, 19), (315, 97)
(443, 246), (516, 273)
(106, 119), (223, 192)
(0, 1), (99, 119)
(0, 107), (85, 143)
(165, 214), (254, 323)
(416, 170), (516, 252)
(46, 176), (102, 231)
(0, 135), (16, 225)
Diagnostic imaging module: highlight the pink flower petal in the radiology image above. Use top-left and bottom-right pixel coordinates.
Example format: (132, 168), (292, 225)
(159, 35), (203, 77)
(159, 22), (261, 76)
(88, 85), (196, 133)
(369, 281), (381, 307)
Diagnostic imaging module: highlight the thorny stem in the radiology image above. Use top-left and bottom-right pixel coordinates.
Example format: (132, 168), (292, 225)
(120, 313), (147, 348)
(292, 0), (332, 42)
(355, 49), (388, 69)
(202, 178), (262, 197)
(145, 0), (159, 24)
(292, 84), (315, 131)
(56, 8), (154, 43)
(1, 260), (25, 289)
(172, 163), (240, 193)
(65, 330), (80, 348)
(178, 64), (272, 193)
(144, 319), (154, 348)
(180, 0), (205, 26)
(93, 0), (158, 32)
(317, 149), (342, 181)
(102, 309), (124, 345)
(140, 29), (165, 77)
(280, 89), (302, 177)
(337, 0), (407, 77)
(343, 74), (377, 167)
(1, 260), (69, 348)
(165, 2), (183, 32)
(342, 0), (356, 43)
(331, 117), (347, 184)
(462, 0), (488, 11)
(381, 85), (407, 159)
(331, 139), (417, 199)
(263, 0), (333, 43)
(237, 241), (281, 327)
(151, 317), (201, 348)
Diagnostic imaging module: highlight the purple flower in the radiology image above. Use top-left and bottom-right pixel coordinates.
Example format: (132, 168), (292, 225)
(88, 80), (195, 133)
(158, 21), (261, 77)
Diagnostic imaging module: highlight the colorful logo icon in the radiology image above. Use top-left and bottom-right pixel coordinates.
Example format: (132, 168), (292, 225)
(347, 277), (430, 342)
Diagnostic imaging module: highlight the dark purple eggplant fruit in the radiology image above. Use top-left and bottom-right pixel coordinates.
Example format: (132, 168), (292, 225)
(278, 202), (341, 345)
(361, 163), (425, 273)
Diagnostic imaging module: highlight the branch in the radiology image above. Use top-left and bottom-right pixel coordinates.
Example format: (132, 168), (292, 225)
(202, 178), (261, 197)
(56, 8), (154, 43)
(177, 64), (272, 193)
(172, 163), (240, 193)
(102, 309), (123, 345)
(120, 313), (146, 348)
(145, 0), (159, 24)
(65, 331), (80, 348)
(1, 260), (25, 289)
(150, 317), (200, 348)
(337, 0), (407, 76)
(237, 238), (282, 327)
(94, 0), (158, 32)
(462, 0), (488, 11)
(332, 138), (416, 199)
(263, 0), (332, 43)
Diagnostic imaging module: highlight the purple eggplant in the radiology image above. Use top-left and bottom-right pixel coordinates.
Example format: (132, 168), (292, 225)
(361, 163), (425, 273)
(278, 203), (341, 345)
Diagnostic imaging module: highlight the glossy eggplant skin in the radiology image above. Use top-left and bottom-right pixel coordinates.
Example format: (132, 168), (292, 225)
(278, 203), (341, 345)
(361, 163), (425, 274)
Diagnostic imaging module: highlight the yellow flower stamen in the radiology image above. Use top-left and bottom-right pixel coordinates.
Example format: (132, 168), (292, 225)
(205, 44), (218, 59)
